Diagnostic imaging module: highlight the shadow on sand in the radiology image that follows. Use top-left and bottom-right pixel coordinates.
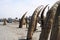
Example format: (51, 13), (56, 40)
(0, 24), (3, 25)
(19, 39), (26, 40)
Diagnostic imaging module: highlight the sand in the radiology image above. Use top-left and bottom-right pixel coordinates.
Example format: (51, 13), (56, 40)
(0, 22), (41, 40)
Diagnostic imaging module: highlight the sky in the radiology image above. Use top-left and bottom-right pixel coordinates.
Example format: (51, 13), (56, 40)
(0, 0), (58, 19)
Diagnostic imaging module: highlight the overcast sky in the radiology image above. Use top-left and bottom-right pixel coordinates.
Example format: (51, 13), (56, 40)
(0, 0), (58, 18)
